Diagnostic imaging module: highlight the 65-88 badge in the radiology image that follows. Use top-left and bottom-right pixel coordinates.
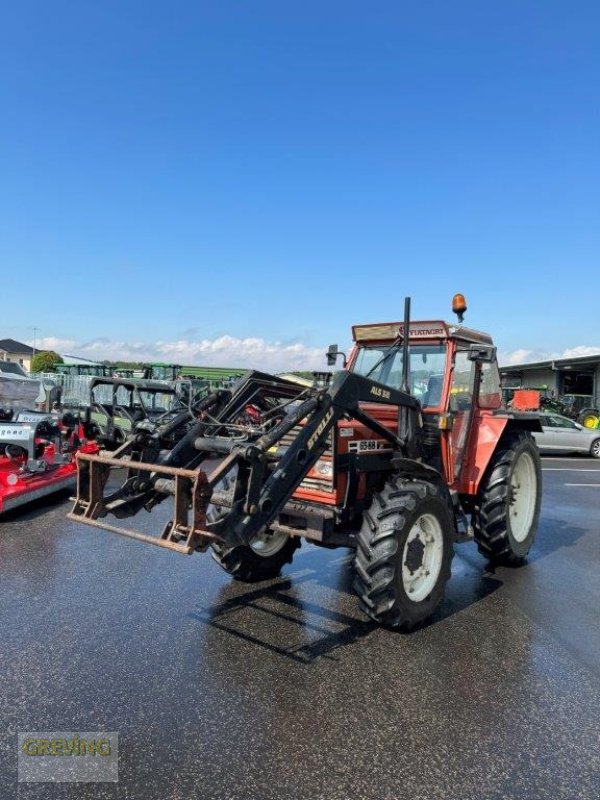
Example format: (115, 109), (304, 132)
(348, 439), (392, 454)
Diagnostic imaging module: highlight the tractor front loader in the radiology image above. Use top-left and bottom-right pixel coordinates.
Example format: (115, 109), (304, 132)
(68, 297), (543, 630)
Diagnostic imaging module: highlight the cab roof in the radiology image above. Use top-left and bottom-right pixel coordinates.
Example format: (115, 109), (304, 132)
(352, 320), (493, 345)
(90, 377), (177, 393)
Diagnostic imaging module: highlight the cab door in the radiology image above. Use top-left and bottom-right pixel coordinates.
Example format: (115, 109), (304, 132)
(448, 349), (474, 484)
(447, 346), (502, 487)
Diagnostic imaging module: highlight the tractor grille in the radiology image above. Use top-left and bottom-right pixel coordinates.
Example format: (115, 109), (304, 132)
(279, 425), (334, 455)
(279, 425), (335, 493)
(295, 476), (335, 493)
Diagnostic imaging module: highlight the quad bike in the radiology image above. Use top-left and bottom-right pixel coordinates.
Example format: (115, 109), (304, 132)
(68, 295), (543, 630)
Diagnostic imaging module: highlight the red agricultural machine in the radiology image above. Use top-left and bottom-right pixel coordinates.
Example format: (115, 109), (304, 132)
(68, 296), (543, 629)
(0, 410), (98, 515)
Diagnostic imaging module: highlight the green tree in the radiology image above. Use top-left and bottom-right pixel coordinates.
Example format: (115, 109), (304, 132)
(30, 350), (64, 373)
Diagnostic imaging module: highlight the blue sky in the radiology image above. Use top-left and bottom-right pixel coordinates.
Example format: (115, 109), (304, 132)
(1, 1), (599, 370)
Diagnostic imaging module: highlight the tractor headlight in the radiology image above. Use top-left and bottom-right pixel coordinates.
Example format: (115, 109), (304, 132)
(313, 459), (333, 478)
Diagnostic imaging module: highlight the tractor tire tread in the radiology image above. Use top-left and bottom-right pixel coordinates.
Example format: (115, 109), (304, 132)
(472, 430), (541, 566)
(353, 479), (454, 630)
(211, 536), (301, 582)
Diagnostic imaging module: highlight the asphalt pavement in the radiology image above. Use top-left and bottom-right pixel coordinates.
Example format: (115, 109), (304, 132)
(1, 456), (599, 800)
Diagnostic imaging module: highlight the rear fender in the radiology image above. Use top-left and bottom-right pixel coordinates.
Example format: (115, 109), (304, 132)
(460, 413), (541, 496)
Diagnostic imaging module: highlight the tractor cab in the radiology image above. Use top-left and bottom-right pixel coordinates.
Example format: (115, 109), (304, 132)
(340, 299), (525, 498)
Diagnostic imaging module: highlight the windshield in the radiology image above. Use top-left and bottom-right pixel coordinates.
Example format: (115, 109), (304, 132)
(351, 344), (447, 407)
(138, 390), (179, 412)
(151, 366), (179, 380)
(92, 385), (179, 413)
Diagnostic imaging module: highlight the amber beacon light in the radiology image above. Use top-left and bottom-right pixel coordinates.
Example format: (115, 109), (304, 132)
(452, 293), (467, 323)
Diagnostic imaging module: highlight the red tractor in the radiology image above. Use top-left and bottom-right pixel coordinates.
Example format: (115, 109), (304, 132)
(69, 296), (542, 629)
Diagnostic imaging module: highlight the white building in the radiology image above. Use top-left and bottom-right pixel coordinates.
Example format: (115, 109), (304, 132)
(500, 354), (600, 408)
(0, 338), (35, 372)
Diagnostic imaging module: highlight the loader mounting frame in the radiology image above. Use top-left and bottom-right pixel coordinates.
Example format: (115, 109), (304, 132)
(68, 370), (421, 553)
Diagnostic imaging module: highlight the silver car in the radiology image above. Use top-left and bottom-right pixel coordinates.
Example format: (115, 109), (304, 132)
(534, 413), (600, 458)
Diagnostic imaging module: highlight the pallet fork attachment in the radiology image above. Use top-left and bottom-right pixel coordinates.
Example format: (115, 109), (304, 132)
(68, 454), (215, 554)
(68, 370), (421, 554)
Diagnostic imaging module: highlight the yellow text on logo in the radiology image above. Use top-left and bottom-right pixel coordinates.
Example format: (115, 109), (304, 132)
(21, 736), (111, 757)
(370, 386), (391, 400)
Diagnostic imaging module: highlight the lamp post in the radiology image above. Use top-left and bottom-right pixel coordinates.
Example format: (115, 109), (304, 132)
(32, 327), (37, 372)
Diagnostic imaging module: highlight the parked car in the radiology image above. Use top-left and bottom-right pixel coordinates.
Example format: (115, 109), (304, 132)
(534, 413), (600, 458)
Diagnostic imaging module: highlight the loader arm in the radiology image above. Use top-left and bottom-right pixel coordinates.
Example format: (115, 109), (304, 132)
(68, 370), (421, 554)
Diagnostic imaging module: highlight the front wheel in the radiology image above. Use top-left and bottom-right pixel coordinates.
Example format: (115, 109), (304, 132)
(210, 528), (301, 582)
(354, 479), (455, 630)
(472, 431), (542, 565)
(208, 467), (301, 582)
(590, 439), (600, 459)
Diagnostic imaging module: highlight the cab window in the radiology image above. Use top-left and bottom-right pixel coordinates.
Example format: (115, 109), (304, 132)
(479, 362), (502, 409)
(450, 350), (472, 411)
(351, 344), (446, 407)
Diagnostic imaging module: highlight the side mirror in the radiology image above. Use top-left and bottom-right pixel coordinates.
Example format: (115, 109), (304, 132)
(326, 344), (347, 367)
(468, 344), (497, 363)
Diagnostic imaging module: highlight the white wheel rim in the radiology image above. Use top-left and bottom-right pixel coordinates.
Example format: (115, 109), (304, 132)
(509, 451), (537, 542)
(592, 441), (600, 457)
(249, 528), (289, 557)
(402, 513), (444, 602)
(206, 464), (289, 558)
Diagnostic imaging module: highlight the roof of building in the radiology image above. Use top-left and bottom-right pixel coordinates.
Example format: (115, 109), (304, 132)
(61, 353), (104, 366)
(90, 377), (178, 392)
(501, 353), (600, 372)
(180, 365), (247, 380)
(0, 338), (35, 355)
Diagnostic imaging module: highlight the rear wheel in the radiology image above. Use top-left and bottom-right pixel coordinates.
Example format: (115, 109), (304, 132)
(472, 431), (542, 565)
(590, 439), (600, 459)
(354, 479), (454, 630)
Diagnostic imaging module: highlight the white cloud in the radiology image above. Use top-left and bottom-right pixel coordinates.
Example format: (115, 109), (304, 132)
(559, 346), (600, 359)
(31, 336), (600, 373)
(500, 348), (538, 366)
(500, 345), (600, 367)
(30, 334), (328, 373)
(32, 336), (77, 353)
